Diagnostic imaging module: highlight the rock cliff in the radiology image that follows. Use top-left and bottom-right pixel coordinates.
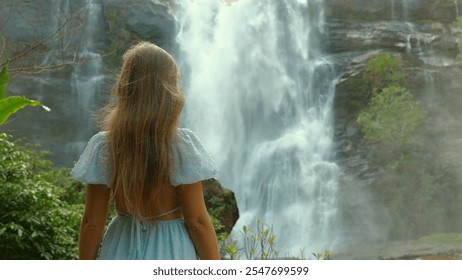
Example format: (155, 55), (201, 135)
(327, 0), (462, 253)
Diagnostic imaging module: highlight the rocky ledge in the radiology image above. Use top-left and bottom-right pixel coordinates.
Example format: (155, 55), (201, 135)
(334, 233), (462, 260)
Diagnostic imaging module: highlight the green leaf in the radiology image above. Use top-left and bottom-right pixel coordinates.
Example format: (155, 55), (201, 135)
(0, 62), (9, 100)
(0, 96), (50, 126)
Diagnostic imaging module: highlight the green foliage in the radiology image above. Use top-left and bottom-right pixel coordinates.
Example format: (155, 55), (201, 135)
(203, 180), (237, 243)
(220, 219), (278, 260)
(0, 63), (50, 126)
(364, 53), (405, 92)
(209, 215), (227, 243)
(0, 62), (8, 98)
(219, 219), (333, 260)
(340, 52), (406, 120)
(417, 233), (462, 246)
(357, 86), (425, 154)
(220, 235), (241, 260)
(354, 51), (461, 239)
(312, 250), (334, 260)
(0, 133), (85, 259)
(241, 219), (279, 260)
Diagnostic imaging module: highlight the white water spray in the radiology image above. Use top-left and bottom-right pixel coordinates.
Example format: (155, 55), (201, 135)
(398, 0), (428, 61)
(176, 0), (341, 255)
(66, 0), (107, 157)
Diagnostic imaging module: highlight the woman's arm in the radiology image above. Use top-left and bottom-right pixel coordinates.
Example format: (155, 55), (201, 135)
(79, 184), (110, 260)
(177, 182), (220, 260)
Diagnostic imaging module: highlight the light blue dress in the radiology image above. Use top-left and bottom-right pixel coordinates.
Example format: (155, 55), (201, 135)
(70, 128), (218, 260)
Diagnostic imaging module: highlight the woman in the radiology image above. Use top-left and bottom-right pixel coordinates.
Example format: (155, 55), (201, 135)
(71, 42), (220, 260)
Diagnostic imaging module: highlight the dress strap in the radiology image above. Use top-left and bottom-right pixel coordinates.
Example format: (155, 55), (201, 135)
(116, 206), (181, 219)
(157, 206), (181, 218)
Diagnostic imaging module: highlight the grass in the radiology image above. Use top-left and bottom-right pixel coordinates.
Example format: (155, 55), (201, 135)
(417, 233), (462, 246)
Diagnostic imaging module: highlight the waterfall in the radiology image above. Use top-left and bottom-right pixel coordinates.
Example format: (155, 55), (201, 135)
(0, 0), (108, 166)
(391, 0), (396, 20)
(405, 22), (424, 57)
(390, 0), (419, 21)
(402, 0), (411, 21)
(175, 0), (341, 255)
(399, 1), (427, 61)
(400, 0), (452, 67)
(65, 0), (107, 160)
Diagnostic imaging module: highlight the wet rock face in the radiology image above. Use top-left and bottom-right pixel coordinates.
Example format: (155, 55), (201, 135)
(325, 0), (459, 22)
(325, 0), (462, 247)
(325, 9), (459, 62)
(327, 0), (461, 182)
(102, 0), (176, 51)
(0, 0), (176, 166)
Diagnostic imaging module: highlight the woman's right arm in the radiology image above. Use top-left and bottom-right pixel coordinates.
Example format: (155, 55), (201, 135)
(79, 184), (109, 260)
(177, 181), (220, 260)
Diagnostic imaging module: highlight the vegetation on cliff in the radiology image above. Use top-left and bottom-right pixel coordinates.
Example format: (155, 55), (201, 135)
(357, 53), (425, 157)
(354, 52), (462, 239)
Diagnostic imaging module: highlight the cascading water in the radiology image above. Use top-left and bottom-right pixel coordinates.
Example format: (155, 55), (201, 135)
(396, 0), (458, 67)
(390, 0), (418, 21)
(398, 0), (456, 68)
(1, 0), (107, 166)
(391, 0), (423, 56)
(175, 0), (341, 255)
(65, 0), (107, 160)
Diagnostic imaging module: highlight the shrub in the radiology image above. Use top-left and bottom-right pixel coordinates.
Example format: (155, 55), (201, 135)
(0, 133), (84, 259)
(220, 219), (278, 260)
(364, 52), (405, 92)
(219, 219), (334, 260)
(357, 85), (425, 154)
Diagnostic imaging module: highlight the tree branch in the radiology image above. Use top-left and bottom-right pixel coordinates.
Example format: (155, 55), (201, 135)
(0, 5), (86, 70)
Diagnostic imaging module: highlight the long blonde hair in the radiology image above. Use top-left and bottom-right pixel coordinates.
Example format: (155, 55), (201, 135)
(99, 42), (185, 218)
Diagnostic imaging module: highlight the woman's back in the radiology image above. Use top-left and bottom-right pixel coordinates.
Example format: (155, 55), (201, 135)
(72, 42), (220, 260)
(113, 184), (181, 221)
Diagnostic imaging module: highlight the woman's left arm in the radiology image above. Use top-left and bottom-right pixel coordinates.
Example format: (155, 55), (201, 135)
(79, 184), (110, 260)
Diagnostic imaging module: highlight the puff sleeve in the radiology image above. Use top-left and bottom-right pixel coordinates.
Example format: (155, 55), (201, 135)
(70, 131), (110, 185)
(169, 128), (219, 186)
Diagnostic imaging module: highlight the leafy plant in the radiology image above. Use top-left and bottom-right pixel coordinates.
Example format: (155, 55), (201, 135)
(220, 235), (241, 260)
(203, 179), (238, 243)
(241, 219), (279, 260)
(0, 133), (84, 259)
(312, 250), (334, 260)
(219, 219), (334, 260)
(364, 53), (405, 92)
(357, 85), (425, 155)
(0, 62), (50, 126)
(219, 219), (278, 260)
